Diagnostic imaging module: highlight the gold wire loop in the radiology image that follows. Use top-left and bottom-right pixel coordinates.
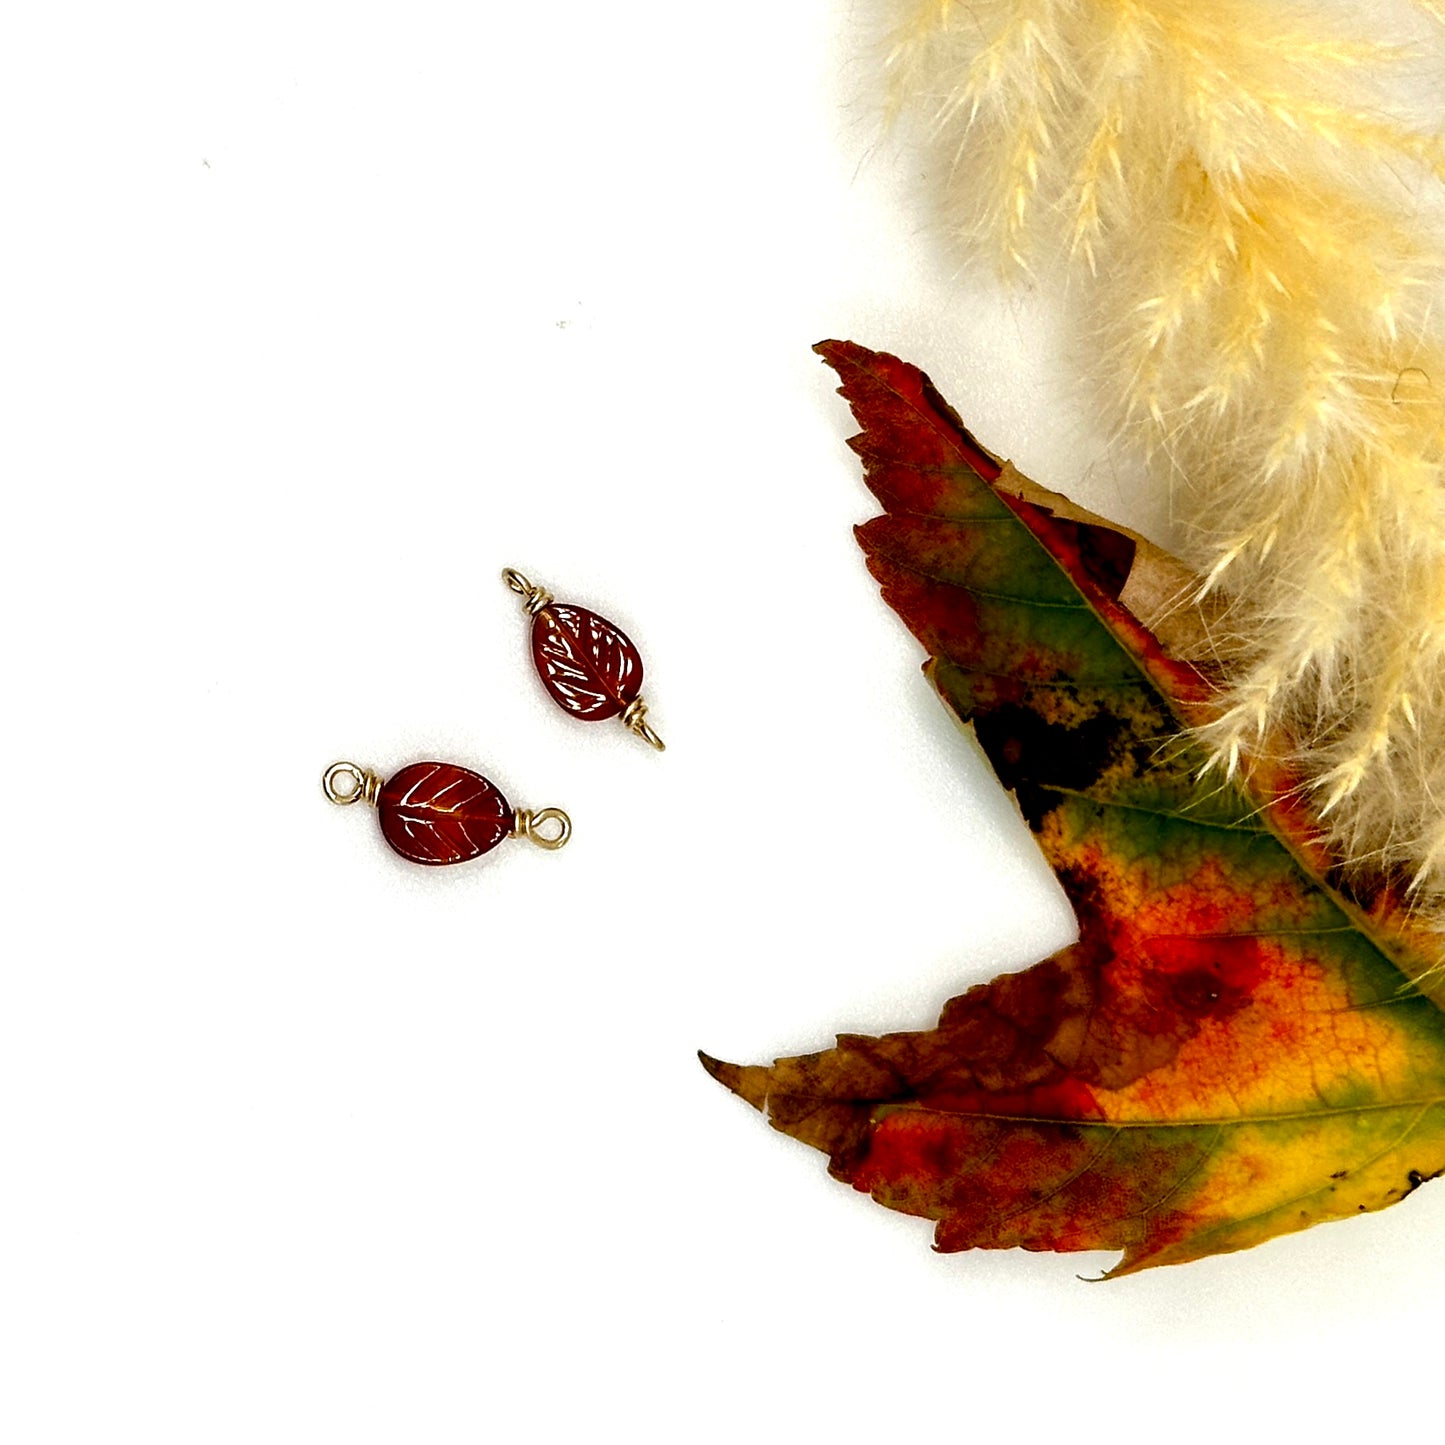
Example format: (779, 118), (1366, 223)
(502, 567), (554, 616)
(512, 805), (572, 850)
(323, 761), (384, 807)
(621, 696), (665, 752)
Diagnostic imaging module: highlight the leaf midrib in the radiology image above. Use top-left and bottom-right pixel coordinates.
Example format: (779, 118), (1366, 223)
(868, 1097), (1445, 1129)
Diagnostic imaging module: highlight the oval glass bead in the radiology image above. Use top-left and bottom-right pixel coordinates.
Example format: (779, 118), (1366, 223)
(377, 762), (514, 865)
(530, 603), (644, 722)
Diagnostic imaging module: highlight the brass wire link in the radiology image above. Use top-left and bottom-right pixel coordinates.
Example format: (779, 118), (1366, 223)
(502, 568), (554, 616)
(621, 696), (665, 752)
(511, 806), (572, 850)
(323, 761), (384, 807)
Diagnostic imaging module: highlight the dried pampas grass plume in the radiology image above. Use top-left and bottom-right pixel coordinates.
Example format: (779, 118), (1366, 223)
(877, 0), (1445, 949)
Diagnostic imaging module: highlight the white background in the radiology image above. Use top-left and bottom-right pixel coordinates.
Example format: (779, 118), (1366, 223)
(3, 2), (1442, 1441)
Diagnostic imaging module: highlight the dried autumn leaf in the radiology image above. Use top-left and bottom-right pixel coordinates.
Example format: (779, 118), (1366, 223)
(701, 341), (1445, 1275)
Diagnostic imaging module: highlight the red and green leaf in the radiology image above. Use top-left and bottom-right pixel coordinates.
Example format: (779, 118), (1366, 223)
(701, 341), (1445, 1275)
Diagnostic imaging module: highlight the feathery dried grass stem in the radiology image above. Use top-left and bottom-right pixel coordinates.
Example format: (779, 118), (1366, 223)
(878, 0), (1445, 952)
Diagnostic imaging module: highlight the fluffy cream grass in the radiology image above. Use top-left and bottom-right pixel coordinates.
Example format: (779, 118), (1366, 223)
(879, 0), (1445, 952)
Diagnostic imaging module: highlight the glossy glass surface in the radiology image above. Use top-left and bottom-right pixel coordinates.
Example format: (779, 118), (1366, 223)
(377, 762), (513, 865)
(530, 603), (643, 722)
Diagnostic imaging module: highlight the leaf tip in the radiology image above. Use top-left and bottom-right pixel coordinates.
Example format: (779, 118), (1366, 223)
(698, 1051), (768, 1112)
(813, 338), (871, 378)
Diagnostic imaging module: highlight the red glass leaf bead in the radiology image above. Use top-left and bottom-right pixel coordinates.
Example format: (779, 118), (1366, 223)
(530, 603), (644, 722)
(376, 762), (514, 866)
